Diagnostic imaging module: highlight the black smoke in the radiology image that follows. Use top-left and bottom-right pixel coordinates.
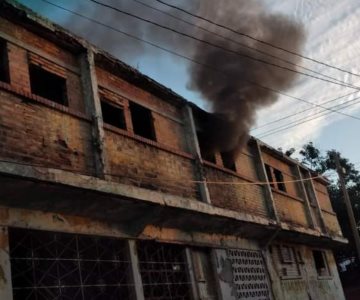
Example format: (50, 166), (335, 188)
(63, 0), (304, 154)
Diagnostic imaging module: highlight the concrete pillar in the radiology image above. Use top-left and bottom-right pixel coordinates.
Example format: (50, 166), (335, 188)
(185, 248), (200, 300)
(0, 226), (13, 300)
(253, 140), (279, 221)
(294, 165), (316, 229)
(182, 105), (211, 204)
(306, 171), (328, 234)
(127, 240), (145, 300)
(79, 48), (108, 179)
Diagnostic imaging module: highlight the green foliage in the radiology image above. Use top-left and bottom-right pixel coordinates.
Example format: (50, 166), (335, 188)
(299, 142), (360, 264)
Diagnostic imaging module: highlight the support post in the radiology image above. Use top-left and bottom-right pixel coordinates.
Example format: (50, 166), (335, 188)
(183, 105), (211, 204)
(79, 48), (108, 178)
(0, 226), (13, 300)
(306, 171), (328, 234)
(294, 165), (316, 229)
(253, 140), (279, 222)
(185, 248), (200, 300)
(335, 153), (360, 262)
(127, 240), (145, 300)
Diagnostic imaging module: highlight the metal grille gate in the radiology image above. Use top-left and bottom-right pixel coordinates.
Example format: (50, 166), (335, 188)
(226, 249), (271, 300)
(137, 241), (192, 300)
(9, 228), (135, 300)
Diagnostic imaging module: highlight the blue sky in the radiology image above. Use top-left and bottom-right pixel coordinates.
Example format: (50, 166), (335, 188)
(18, 0), (360, 165)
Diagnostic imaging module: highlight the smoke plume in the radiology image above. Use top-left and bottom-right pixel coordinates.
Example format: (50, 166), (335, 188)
(63, 0), (304, 154)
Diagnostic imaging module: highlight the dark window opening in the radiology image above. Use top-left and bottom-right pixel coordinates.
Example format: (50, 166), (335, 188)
(9, 228), (134, 300)
(137, 240), (192, 300)
(29, 64), (68, 105)
(221, 151), (236, 171)
(274, 168), (286, 192)
(313, 250), (330, 276)
(265, 164), (274, 188)
(0, 38), (10, 83)
(197, 131), (216, 163)
(129, 102), (156, 141)
(101, 99), (126, 130)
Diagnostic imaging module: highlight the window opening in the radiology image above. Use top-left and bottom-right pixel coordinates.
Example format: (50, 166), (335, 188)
(137, 240), (192, 300)
(29, 64), (68, 105)
(220, 151), (236, 171)
(265, 164), (274, 188)
(0, 38), (10, 83)
(129, 102), (156, 141)
(276, 245), (301, 278)
(9, 228), (134, 300)
(274, 168), (286, 192)
(197, 131), (216, 163)
(313, 250), (330, 276)
(101, 99), (126, 130)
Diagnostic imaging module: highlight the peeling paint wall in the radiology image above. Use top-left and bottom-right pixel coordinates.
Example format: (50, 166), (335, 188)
(265, 243), (345, 300)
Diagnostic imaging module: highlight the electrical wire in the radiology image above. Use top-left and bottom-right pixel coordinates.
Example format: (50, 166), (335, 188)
(155, 0), (360, 78)
(87, 0), (360, 91)
(39, 0), (360, 121)
(0, 159), (323, 186)
(251, 91), (359, 131)
(132, 0), (356, 89)
(257, 98), (360, 139)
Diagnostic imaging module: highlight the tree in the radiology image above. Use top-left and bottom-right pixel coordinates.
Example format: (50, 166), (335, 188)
(299, 143), (360, 268)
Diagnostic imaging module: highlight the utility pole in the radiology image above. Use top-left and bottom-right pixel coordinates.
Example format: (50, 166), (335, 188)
(335, 153), (360, 262)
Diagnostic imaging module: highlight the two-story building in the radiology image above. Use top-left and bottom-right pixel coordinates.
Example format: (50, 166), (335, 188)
(0, 1), (347, 299)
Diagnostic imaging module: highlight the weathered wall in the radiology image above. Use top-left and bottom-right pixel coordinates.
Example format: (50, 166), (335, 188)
(266, 243), (345, 300)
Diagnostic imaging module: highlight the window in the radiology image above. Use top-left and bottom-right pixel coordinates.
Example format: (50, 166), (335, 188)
(313, 250), (330, 277)
(279, 245), (294, 263)
(29, 64), (68, 105)
(197, 131), (216, 163)
(265, 164), (287, 192)
(274, 168), (287, 192)
(220, 151), (236, 171)
(276, 245), (301, 278)
(137, 241), (192, 300)
(9, 228), (134, 300)
(129, 101), (156, 141)
(0, 38), (10, 83)
(101, 99), (126, 130)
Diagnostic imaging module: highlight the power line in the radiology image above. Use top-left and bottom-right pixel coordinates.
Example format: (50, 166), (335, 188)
(39, 0), (360, 120)
(251, 91), (359, 131)
(156, 0), (360, 78)
(0, 158), (323, 186)
(132, 0), (357, 89)
(87, 0), (360, 91)
(257, 98), (360, 139)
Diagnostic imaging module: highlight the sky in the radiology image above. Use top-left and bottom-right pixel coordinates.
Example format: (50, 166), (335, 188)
(17, 0), (360, 165)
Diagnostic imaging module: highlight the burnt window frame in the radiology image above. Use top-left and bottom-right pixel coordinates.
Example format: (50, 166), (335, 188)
(220, 151), (236, 171)
(265, 164), (287, 192)
(100, 97), (127, 130)
(28, 63), (68, 106)
(0, 37), (10, 84)
(312, 250), (331, 277)
(276, 244), (302, 279)
(129, 101), (156, 141)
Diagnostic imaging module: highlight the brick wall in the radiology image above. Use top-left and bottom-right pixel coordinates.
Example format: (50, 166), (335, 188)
(95, 67), (188, 151)
(274, 191), (309, 227)
(323, 211), (342, 236)
(0, 89), (95, 174)
(313, 180), (334, 213)
(205, 166), (269, 217)
(104, 130), (199, 199)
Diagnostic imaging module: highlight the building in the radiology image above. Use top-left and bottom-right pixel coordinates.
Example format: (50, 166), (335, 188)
(0, 1), (347, 299)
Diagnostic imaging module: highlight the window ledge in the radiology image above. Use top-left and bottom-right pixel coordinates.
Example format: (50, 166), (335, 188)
(0, 81), (90, 122)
